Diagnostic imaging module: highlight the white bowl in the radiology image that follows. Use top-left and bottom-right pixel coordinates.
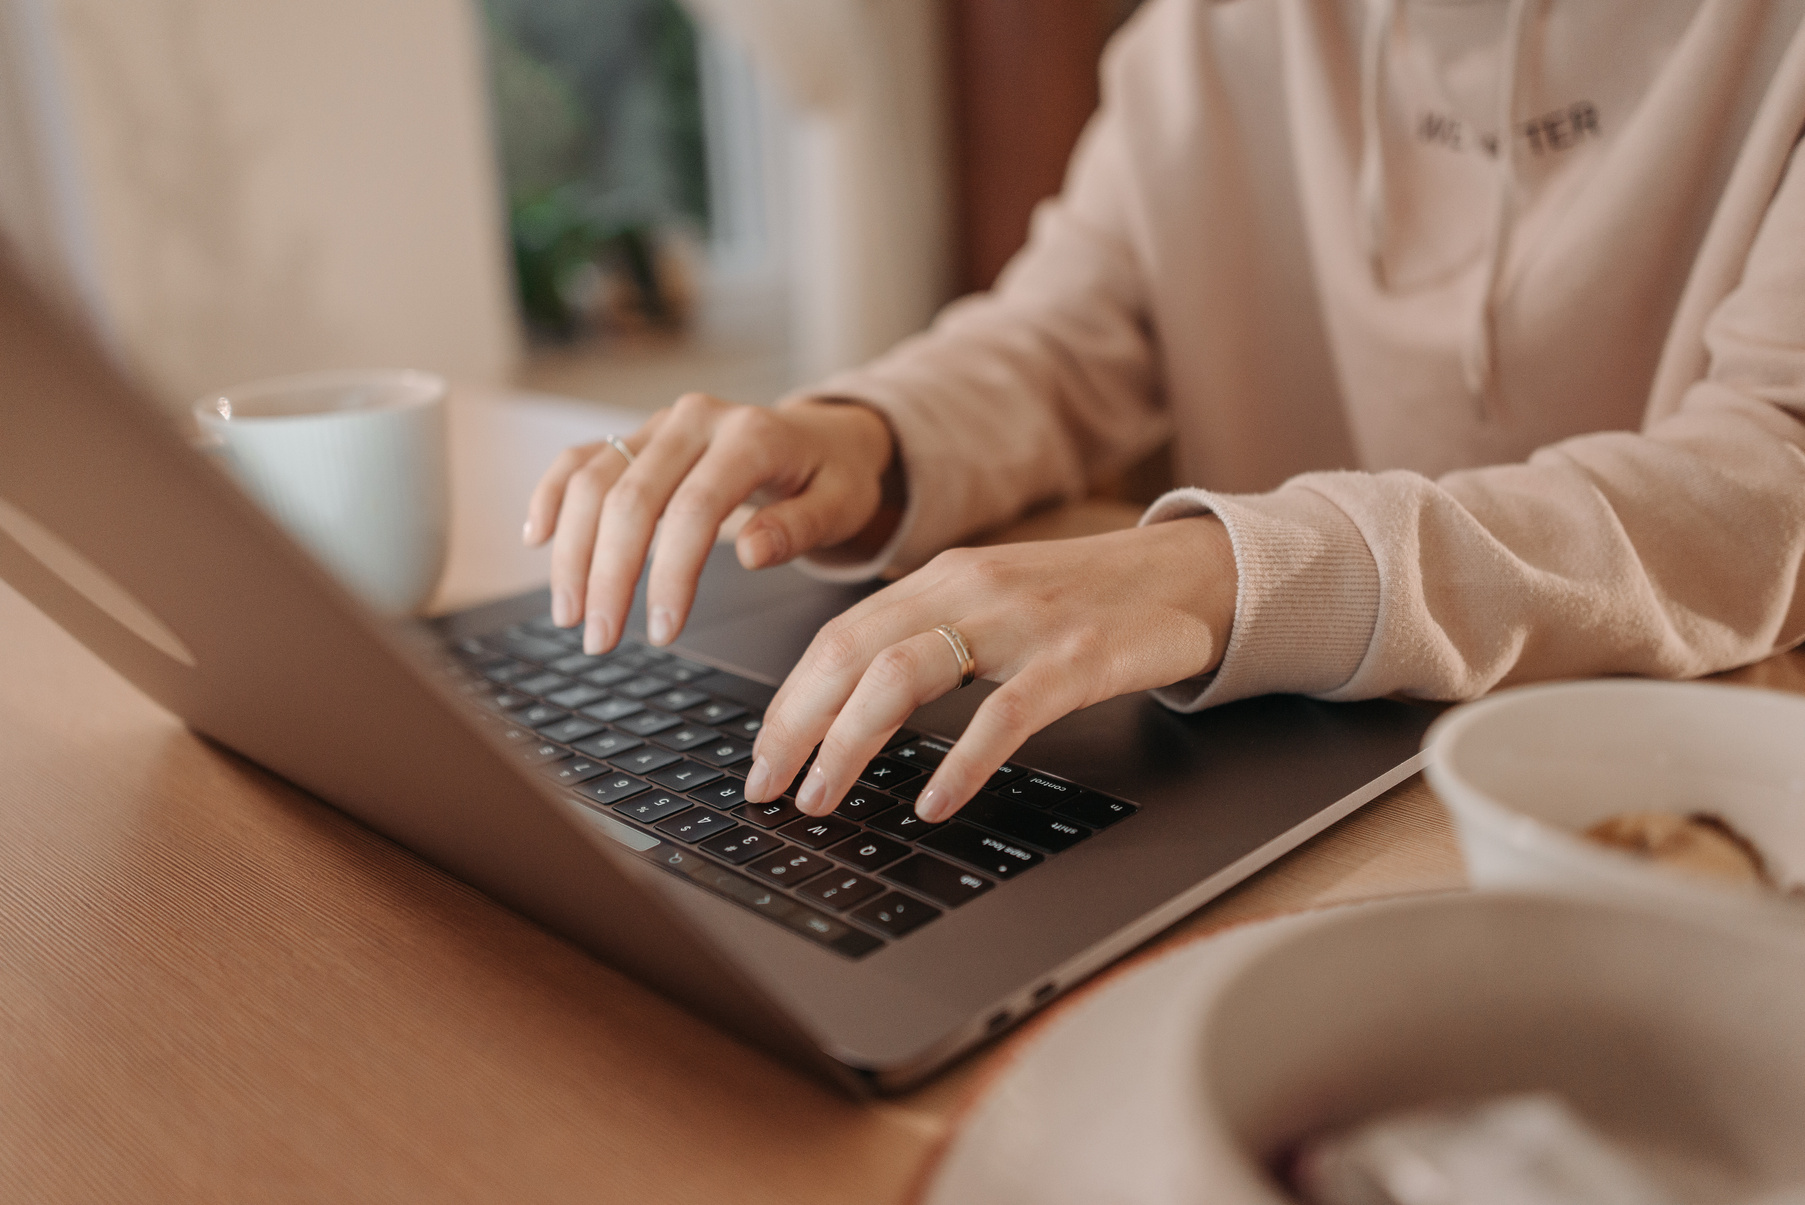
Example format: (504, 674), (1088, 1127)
(1200, 894), (1805, 1202)
(1424, 679), (1805, 929)
(923, 894), (1805, 1205)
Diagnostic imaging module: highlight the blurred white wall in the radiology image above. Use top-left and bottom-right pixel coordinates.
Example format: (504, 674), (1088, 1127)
(683, 0), (953, 383)
(0, 0), (520, 410)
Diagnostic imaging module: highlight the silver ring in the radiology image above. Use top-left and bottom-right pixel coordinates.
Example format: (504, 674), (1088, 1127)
(605, 435), (636, 467)
(933, 624), (976, 690)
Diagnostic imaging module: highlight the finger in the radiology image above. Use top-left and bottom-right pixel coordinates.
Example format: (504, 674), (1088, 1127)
(793, 630), (963, 816)
(914, 666), (1083, 822)
(735, 467), (877, 570)
(547, 447), (628, 628)
(525, 442), (606, 548)
(644, 410), (788, 645)
(582, 407), (716, 653)
(742, 596), (936, 802)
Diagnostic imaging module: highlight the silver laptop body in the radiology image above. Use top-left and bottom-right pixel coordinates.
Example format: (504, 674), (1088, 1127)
(0, 253), (1435, 1093)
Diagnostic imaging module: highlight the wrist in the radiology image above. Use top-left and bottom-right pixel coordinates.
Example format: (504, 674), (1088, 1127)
(1139, 515), (1238, 677)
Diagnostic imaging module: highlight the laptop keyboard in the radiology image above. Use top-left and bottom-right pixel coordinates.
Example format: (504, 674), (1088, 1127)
(445, 615), (1138, 959)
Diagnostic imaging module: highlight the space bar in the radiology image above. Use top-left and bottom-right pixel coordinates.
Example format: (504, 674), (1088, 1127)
(637, 842), (881, 958)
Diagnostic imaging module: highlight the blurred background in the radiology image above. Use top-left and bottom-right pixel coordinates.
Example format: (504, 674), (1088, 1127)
(0, 0), (1141, 417)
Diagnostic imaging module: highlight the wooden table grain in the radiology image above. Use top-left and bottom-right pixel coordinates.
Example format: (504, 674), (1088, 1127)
(2, 390), (1797, 1202)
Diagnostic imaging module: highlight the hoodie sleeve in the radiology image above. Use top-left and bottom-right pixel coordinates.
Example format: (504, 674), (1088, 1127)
(1146, 135), (1805, 711)
(792, 42), (1171, 582)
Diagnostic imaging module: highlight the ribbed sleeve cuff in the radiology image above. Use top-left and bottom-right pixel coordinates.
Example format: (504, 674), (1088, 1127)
(1140, 484), (1381, 711)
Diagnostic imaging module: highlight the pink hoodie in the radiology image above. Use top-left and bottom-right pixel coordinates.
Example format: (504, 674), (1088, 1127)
(798, 0), (1805, 709)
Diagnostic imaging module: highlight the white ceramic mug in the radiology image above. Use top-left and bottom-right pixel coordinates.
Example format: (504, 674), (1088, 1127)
(195, 369), (449, 615)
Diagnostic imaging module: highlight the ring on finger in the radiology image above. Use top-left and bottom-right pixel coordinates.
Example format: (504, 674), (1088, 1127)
(933, 623), (976, 689)
(605, 434), (635, 467)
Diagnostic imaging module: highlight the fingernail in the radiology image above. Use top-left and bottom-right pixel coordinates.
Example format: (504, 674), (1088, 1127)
(740, 528), (775, 569)
(648, 605), (675, 646)
(552, 587), (576, 628)
(916, 785), (948, 823)
(796, 763), (827, 814)
(744, 757), (772, 801)
(584, 614), (612, 655)
(522, 519), (535, 545)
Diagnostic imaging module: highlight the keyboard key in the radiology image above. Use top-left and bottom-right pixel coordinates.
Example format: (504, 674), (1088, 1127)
(663, 657), (716, 682)
(983, 763), (1029, 792)
(485, 690), (533, 713)
(858, 757), (922, 789)
(725, 715), (763, 738)
(539, 716), (606, 744)
(550, 651), (610, 675)
(540, 757), (610, 787)
(520, 616), (562, 635)
(959, 794), (1091, 853)
(649, 760), (723, 792)
(777, 814), (861, 850)
(798, 869), (884, 912)
(991, 773), (1085, 810)
(617, 675), (673, 700)
(834, 790), (897, 822)
(480, 658), (532, 684)
(614, 792), (691, 823)
(882, 728), (919, 752)
(506, 702), (567, 728)
(827, 832), (911, 873)
(497, 633), (566, 663)
(733, 797), (804, 829)
(645, 847), (880, 958)
(866, 806), (943, 842)
(652, 724), (721, 753)
(613, 746), (682, 775)
(572, 731), (643, 760)
(698, 825), (782, 865)
(687, 699), (745, 725)
(748, 847), (831, 887)
(581, 697), (645, 723)
(608, 650), (655, 671)
(851, 891), (941, 938)
(576, 773), (651, 807)
(655, 808), (734, 844)
(580, 664), (636, 688)
(887, 776), (929, 804)
(890, 736), (953, 769)
(547, 683), (609, 710)
(779, 904), (878, 953)
(637, 646), (673, 662)
(1052, 793), (1137, 829)
(881, 853), (996, 908)
(689, 777), (748, 810)
(692, 738), (753, 768)
(919, 823), (1043, 879)
(650, 687), (709, 712)
(514, 671), (574, 697)
(519, 741), (571, 765)
(617, 709), (682, 737)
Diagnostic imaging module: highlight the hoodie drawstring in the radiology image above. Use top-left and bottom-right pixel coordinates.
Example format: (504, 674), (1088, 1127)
(1358, 0), (1539, 416)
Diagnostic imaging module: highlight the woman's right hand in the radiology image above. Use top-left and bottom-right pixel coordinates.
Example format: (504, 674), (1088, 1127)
(523, 392), (899, 655)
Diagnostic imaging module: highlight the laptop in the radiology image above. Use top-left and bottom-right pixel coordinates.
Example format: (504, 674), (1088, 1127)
(0, 251), (1437, 1093)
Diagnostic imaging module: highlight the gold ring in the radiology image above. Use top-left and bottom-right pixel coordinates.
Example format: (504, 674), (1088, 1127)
(605, 435), (635, 466)
(933, 624), (976, 689)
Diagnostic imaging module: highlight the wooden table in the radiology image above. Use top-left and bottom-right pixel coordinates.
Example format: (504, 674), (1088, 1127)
(2, 390), (1798, 1202)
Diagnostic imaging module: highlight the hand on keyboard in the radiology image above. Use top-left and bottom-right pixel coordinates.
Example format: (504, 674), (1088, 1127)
(741, 517), (1238, 823)
(523, 393), (901, 655)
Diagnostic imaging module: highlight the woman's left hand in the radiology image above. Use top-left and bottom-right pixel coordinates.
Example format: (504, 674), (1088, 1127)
(742, 516), (1239, 822)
